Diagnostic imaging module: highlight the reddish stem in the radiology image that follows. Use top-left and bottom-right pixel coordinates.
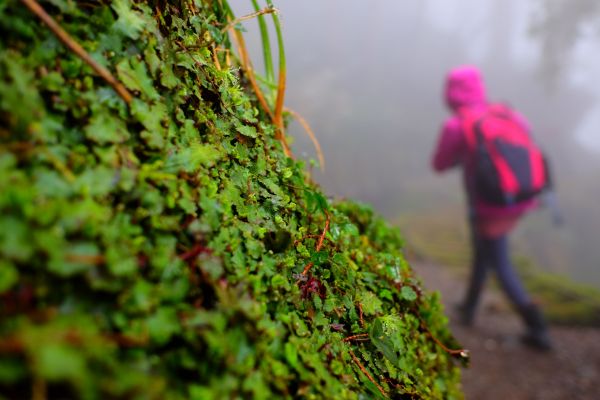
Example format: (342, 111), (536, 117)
(348, 350), (388, 398)
(315, 214), (330, 252)
(417, 315), (468, 357)
(301, 262), (314, 276)
(358, 303), (365, 327)
(179, 244), (211, 261)
(343, 333), (369, 342)
(301, 214), (331, 276)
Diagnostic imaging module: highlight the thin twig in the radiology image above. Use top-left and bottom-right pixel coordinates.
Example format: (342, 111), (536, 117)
(302, 214), (331, 275)
(347, 337), (369, 342)
(211, 44), (222, 71)
(178, 243), (211, 262)
(220, 6), (278, 33)
(186, 0), (197, 16)
(285, 107), (325, 171)
(427, 329), (469, 357)
(301, 261), (314, 276)
(21, 0), (133, 104)
(315, 213), (330, 252)
(348, 350), (388, 398)
(417, 315), (468, 357)
(358, 303), (365, 327)
(65, 254), (105, 265)
(343, 333), (369, 342)
(106, 333), (148, 347)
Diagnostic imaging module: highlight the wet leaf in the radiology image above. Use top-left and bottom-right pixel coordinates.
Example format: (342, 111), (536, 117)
(0, 2), (463, 399)
(112, 0), (145, 40)
(0, 260), (18, 293)
(116, 58), (159, 100)
(401, 286), (418, 302)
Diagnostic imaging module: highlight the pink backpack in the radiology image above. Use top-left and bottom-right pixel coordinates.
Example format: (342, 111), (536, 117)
(461, 104), (548, 205)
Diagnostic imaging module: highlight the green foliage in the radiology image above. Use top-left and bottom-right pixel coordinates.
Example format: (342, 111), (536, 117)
(0, 1), (463, 399)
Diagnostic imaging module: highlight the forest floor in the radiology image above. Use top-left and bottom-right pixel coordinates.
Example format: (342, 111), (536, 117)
(412, 260), (600, 400)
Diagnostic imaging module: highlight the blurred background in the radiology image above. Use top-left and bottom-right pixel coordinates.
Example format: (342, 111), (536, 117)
(233, 0), (600, 289)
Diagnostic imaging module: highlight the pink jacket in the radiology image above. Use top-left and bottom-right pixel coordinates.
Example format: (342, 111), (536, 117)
(432, 66), (536, 224)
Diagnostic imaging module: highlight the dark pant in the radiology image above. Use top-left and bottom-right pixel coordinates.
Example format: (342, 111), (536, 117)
(462, 230), (530, 315)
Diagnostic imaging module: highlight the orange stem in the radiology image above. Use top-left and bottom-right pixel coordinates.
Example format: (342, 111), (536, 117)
(302, 214), (331, 275)
(348, 350), (388, 398)
(315, 214), (330, 252)
(228, 27), (274, 121)
(301, 262), (314, 276)
(273, 69), (291, 156)
(286, 107), (325, 171)
(343, 333), (369, 342)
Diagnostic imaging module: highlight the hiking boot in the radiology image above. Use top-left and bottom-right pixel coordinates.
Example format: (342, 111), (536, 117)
(518, 304), (553, 351)
(521, 331), (553, 351)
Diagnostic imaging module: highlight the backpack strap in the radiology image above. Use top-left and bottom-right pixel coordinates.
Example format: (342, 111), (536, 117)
(458, 105), (491, 151)
(460, 103), (516, 149)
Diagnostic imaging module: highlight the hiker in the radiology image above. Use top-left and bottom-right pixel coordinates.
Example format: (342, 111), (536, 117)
(431, 65), (553, 350)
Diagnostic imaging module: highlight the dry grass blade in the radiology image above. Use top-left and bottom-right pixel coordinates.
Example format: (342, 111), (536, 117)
(221, 6), (279, 33)
(272, 57), (290, 158)
(267, 0), (291, 157)
(21, 0), (133, 104)
(286, 107), (325, 171)
(227, 24), (291, 157)
(227, 25), (273, 117)
(211, 44), (222, 71)
(275, 123), (291, 157)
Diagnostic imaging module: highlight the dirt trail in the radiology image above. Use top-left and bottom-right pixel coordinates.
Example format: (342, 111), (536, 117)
(413, 261), (600, 400)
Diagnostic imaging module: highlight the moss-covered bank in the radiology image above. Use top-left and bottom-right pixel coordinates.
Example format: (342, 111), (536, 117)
(0, 1), (463, 398)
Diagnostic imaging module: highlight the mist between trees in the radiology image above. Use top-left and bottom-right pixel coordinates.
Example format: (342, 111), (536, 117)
(235, 0), (600, 286)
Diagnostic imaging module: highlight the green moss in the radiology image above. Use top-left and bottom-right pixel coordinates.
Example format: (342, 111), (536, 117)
(0, 1), (463, 398)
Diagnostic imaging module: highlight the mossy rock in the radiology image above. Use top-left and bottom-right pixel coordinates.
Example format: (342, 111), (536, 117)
(0, 1), (463, 398)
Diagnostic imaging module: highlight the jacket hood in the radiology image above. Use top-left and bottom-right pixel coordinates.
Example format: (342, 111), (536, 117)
(445, 65), (487, 111)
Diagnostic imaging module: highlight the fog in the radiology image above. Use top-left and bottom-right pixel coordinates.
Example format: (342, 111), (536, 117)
(233, 0), (600, 287)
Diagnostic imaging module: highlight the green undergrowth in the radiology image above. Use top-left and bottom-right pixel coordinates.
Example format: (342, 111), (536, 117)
(0, 1), (463, 399)
(398, 213), (600, 327)
(516, 257), (600, 326)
